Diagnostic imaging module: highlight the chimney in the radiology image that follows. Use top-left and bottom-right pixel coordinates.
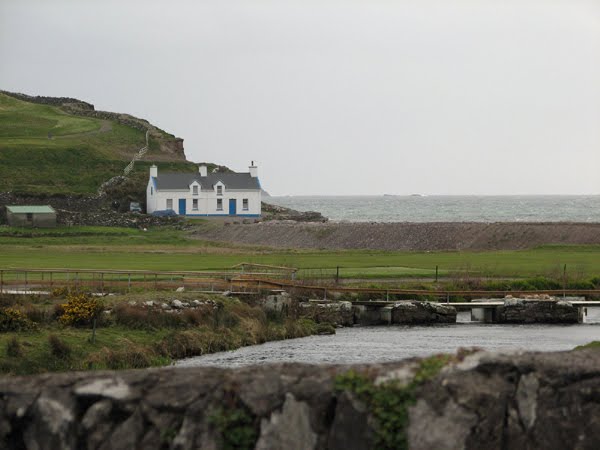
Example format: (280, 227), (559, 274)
(249, 161), (258, 178)
(199, 165), (207, 177)
(150, 165), (158, 178)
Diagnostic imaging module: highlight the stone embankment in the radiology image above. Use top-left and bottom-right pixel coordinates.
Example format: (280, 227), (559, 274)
(191, 221), (600, 251)
(1, 348), (599, 449)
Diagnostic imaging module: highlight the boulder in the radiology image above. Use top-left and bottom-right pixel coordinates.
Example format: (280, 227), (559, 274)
(171, 300), (184, 309)
(300, 301), (354, 326)
(391, 301), (457, 324)
(496, 298), (582, 323)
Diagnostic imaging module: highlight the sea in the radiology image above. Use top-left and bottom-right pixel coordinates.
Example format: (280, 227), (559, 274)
(265, 195), (600, 222)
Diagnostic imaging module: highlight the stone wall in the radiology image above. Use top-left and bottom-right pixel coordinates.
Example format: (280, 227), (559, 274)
(0, 192), (183, 228)
(1, 349), (599, 449)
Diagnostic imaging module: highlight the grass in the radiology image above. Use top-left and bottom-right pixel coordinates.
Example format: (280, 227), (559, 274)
(0, 92), (195, 194)
(0, 291), (320, 375)
(1, 225), (600, 279)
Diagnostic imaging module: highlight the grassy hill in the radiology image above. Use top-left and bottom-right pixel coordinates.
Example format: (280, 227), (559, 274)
(0, 91), (199, 195)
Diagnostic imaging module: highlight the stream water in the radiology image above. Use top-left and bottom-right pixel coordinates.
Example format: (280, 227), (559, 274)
(176, 311), (600, 368)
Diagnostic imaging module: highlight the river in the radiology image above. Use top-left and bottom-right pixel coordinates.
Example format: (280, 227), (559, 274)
(176, 311), (600, 368)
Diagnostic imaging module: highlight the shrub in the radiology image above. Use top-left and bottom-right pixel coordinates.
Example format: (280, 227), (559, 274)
(6, 337), (23, 357)
(0, 308), (37, 332)
(48, 334), (71, 359)
(113, 304), (186, 330)
(59, 293), (103, 326)
(51, 287), (70, 298)
(86, 343), (155, 370)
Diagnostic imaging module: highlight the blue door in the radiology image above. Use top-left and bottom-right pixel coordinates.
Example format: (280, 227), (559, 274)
(229, 199), (237, 216)
(178, 199), (186, 215)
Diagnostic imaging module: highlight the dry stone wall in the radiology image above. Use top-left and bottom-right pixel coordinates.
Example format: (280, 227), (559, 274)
(1, 349), (599, 449)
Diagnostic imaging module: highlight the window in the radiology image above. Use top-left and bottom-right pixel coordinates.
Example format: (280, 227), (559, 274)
(26, 213), (33, 222)
(166, 199), (173, 210)
(150, 187), (153, 195)
(217, 185), (223, 196)
(192, 185), (198, 195)
(192, 199), (198, 210)
(216, 199), (223, 210)
(242, 199), (249, 210)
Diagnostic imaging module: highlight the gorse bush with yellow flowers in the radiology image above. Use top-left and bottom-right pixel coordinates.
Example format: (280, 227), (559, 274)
(0, 308), (37, 332)
(58, 293), (103, 327)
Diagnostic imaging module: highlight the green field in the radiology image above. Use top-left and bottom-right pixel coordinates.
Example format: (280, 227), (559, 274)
(0, 226), (599, 280)
(0, 92), (194, 194)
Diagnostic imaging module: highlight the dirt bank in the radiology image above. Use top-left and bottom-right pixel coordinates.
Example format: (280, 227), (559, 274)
(191, 221), (600, 251)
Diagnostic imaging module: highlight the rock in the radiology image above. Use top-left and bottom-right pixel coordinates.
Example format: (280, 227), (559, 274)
(75, 377), (134, 400)
(299, 301), (354, 326)
(176, 287), (185, 293)
(264, 293), (293, 313)
(327, 391), (374, 449)
(128, 301), (137, 306)
(143, 301), (154, 307)
(391, 301), (457, 324)
(23, 396), (76, 450)
(161, 303), (170, 310)
(1, 351), (600, 449)
(172, 300), (184, 309)
(192, 300), (201, 306)
(256, 393), (317, 450)
(496, 298), (581, 323)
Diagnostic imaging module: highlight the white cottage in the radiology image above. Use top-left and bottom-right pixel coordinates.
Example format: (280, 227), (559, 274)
(146, 163), (261, 217)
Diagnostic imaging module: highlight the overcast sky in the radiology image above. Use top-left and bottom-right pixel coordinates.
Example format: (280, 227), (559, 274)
(1, 0), (599, 195)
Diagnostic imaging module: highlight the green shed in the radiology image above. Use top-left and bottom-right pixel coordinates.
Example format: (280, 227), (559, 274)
(6, 205), (57, 228)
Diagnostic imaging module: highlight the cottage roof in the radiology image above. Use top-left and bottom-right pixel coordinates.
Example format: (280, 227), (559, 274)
(154, 172), (260, 191)
(6, 205), (56, 214)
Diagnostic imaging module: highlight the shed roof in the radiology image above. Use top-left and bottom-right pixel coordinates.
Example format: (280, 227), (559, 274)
(154, 172), (260, 191)
(6, 205), (56, 214)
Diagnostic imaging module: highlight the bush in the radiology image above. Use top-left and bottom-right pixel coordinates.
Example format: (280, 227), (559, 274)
(113, 304), (186, 330)
(48, 334), (71, 359)
(6, 337), (23, 357)
(0, 308), (37, 332)
(59, 293), (103, 326)
(86, 342), (155, 370)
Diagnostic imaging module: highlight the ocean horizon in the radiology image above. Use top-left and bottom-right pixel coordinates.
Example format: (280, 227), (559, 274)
(266, 195), (600, 223)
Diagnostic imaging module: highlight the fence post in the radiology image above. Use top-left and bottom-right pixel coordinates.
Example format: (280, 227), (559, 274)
(563, 264), (567, 299)
(435, 265), (439, 283)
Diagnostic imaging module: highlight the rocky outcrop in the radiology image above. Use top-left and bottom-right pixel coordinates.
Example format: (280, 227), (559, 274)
(391, 301), (457, 324)
(496, 297), (582, 323)
(1, 349), (600, 449)
(261, 203), (328, 223)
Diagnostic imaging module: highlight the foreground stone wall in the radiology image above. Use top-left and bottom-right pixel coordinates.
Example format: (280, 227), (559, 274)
(1, 349), (599, 449)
